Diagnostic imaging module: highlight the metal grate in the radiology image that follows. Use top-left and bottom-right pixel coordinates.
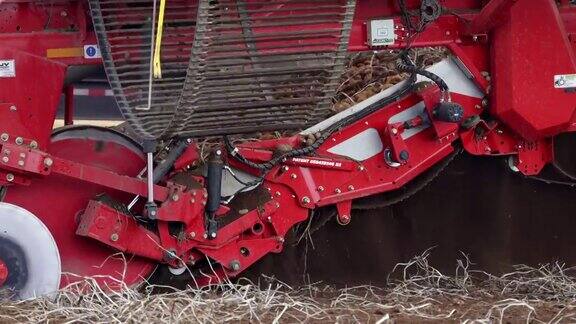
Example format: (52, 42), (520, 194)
(90, 0), (356, 139)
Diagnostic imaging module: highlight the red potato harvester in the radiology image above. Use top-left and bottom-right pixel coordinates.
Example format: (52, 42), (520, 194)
(0, 0), (574, 299)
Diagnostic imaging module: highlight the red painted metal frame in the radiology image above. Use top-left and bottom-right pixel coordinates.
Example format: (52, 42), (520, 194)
(0, 0), (575, 284)
(0, 259), (7, 287)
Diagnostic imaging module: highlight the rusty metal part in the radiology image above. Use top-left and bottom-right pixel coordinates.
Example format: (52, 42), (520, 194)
(90, 0), (356, 139)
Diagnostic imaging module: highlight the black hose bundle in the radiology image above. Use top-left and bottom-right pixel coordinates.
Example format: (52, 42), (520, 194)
(225, 53), (426, 172)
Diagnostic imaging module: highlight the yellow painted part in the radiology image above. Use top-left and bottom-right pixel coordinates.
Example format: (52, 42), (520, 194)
(153, 0), (167, 79)
(46, 47), (84, 58)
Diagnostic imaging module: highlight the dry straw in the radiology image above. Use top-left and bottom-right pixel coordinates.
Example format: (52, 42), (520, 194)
(1, 250), (576, 323)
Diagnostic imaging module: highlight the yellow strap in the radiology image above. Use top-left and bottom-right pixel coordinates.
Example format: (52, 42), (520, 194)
(153, 0), (167, 79)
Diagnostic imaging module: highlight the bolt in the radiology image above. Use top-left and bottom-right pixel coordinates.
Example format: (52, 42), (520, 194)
(473, 35), (478, 42)
(110, 233), (119, 242)
(215, 149), (222, 156)
(267, 216), (272, 223)
(302, 196), (311, 204)
(191, 198), (196, 203)
(19, 153), (25, 158)
(0, 134), (8, 142)
(445, 31), (451, 36)
(189, 232), (196, 239)
(210, 232), (216, 238)
(172, 194), (179, 201)
(186, 138), (192, 143)
(229, 260), (241, 271)
(274, 202), (280, 208)
(149, 210), (157, 217)
(15, 137), (23, 145)
(485, 147), (492, 153)
(60, 10), (68, 17)
(348, 185), (355, 191)
(399, 150), (410, 161)
(277, 236), (285, 243)
(1, 157), (8, 163)
(275, 191), (281, 197)
(203, 233), (208, 239)
(339, 214), (351, 224)
(17, 160), (24, 167)
(203, 192), (208, 198)
(281, 166), (289, 172)
(192, 191), (197, 196)
(290, 173), (297, 179)
(357, 165), (365, 171)
(317, 186), (325, 192)
(9, 105), (16, 111)
(391, 128), (398, 135)
(43, 157), (53, 167)
(335, 188), (341, 194)
(5, 174), (14, 182)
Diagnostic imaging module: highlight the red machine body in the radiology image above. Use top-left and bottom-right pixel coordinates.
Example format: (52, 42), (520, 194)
(0, 0), (575, 290)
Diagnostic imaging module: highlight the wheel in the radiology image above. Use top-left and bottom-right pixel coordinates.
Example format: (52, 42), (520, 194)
(0, 202), (60, 300)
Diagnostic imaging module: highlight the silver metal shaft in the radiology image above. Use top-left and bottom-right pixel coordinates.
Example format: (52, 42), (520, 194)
(146, 152), (154, 203)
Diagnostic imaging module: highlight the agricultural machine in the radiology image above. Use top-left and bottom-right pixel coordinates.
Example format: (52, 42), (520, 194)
(0, 0), (574, 299)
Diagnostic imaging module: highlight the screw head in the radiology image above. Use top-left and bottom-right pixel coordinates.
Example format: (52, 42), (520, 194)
(391, 128), (398, 135)
(15, 137), (23, 145)
(5, 174), (14, 182)
(1, 157), (8, 163)
(172, 194), (179, 201)
(189, 232), (196, 239)
(334, 188), (341, 194)
(230, 260), (241, 271)
(43, 157), (53, 167)
(110, 233), (119, 242)
(302, 196), (311, 204)
(0, 134), (8, 142)
(9, 105), (16, 111)
(281, 166), (289, 172)
(317, 186), (325, 192)
(17, 160), (24, 167)
(348, 185), (355, 191)
(290, 173), (297, 179)
(275, 191), (281, 197)
(357, 165), (365, 171)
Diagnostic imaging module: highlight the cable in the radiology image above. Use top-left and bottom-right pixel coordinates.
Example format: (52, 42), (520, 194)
(225, 1), (447, 171)
(225, 55), (419, 171)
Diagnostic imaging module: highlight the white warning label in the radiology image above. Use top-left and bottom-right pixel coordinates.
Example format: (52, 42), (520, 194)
(0, 60), (15, 78)
(555, 74), (576, 89)
(368, 19), (396, 47)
